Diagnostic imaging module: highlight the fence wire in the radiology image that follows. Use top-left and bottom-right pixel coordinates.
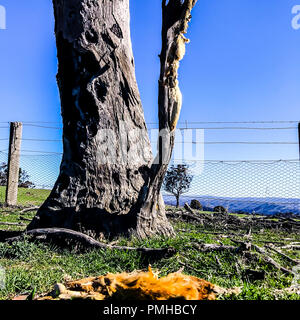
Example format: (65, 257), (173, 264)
(0, 121), (300, 215)
(164, 159), (300, 214)
(0, 150), (300, 215)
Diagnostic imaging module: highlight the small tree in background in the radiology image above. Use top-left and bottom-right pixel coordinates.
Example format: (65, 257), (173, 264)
(0, 162), (7, 186)
(163, 164), (193, 208)
(18, 167), (35, 189)
(0, 162), (35, 188)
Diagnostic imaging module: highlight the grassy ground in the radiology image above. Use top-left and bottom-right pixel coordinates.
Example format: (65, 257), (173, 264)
(0, 189), (299, 300)
(0, 186), (50, 207)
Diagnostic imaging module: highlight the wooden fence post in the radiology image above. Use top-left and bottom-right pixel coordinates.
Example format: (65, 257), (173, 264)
(5, 122), (22, 206)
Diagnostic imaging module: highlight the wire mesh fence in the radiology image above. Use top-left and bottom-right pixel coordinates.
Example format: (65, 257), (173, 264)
(0, 121), (300, 215)
(1, 152), (300, 215)
(163, 159), (300, 215)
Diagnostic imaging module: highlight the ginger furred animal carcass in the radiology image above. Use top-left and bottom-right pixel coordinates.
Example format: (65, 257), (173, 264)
(37, 266), (219, 300)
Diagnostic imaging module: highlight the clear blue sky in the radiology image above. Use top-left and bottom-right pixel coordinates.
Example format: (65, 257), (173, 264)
(1, 0), (300, 162)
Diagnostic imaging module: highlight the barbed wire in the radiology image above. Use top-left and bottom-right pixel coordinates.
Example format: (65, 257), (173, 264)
(173, 141), (298, 144)
(19, 140), (300, 144)
(23, 124), (300, 130)
(174, 120), (300, 124)
(5, 120), (299, 123)
(0, 149), (298, 163)
(20, 150), (63, 155)
(23, 124), (62, 129)
(2, 138), (299, 144)
(173, 159), (300, 163)
(22, 138), (62, 142)
(178, 127), (298, 130)
(1, 121), (300, 214)
(9, 120), (300, 130)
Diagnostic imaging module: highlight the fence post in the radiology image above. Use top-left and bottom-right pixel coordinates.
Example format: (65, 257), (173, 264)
(5, 122), (23, 206)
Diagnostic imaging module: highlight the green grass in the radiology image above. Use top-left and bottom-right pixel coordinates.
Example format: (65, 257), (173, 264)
(0, 191), (299, 300)
(0, 225), (299, 300)
(0, 186), (50, 206)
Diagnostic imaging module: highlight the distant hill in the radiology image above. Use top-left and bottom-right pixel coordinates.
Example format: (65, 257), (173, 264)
(163, 194), (300, 215)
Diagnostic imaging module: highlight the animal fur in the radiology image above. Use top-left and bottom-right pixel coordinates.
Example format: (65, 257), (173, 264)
(38, 266), (217, 300)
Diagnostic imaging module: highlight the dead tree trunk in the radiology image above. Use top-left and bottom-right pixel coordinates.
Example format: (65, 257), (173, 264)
(135, 0), (197, 238)
(28, 0), (197, 239)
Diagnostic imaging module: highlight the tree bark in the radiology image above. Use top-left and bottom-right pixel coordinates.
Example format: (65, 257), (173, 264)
(176, 195), (180, 208)
(28, 0), (197, 239)
(134, 0), (197, 238)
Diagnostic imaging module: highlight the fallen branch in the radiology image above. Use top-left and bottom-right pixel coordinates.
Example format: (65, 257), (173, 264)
(4, 228), (176, 257)
(265, 245), (300, 265)
(166, 211), (203, 223)
(197, 230), (247, 237)
(19, 206), (40, 214)
(250, 243), (293, 275)
(230, 239), (293, 274)
(19, 216), (32, 222)
(184, 203), (195, 215)
(192, 242), (239, 253)
(215, 256), (222, 268)
(280, 245), (300, 250)
(277, 216), (300, 225)
(0, 222), (26, 227)
(177, 228), (192, 233)
(255, 240), (286, 245)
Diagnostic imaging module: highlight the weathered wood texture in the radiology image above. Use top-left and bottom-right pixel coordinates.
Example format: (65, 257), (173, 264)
(27, 0), (171, 237)
(28, 0), (197, 238)
(135, 0), (197, 238)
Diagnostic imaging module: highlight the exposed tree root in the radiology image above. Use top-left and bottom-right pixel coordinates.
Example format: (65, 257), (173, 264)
(19, 206), (40, 214)
(3, 228), (176, 259)
(0, 230), (22, 242)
